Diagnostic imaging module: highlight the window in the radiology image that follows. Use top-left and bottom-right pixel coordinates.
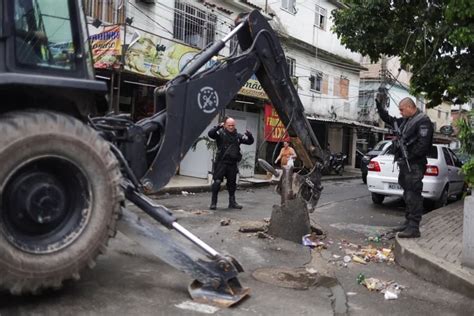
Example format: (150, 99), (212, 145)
(309, 70), (323, 92)
(448, 148), (463, 167)
(286, 57), (296, 77)
(83, 0), (125, 24)
(281, 0), (296, 14)
(174, 1), (217, 49)
(334, 77), (349, 99)
(315, 5), (327, 30)
(14, 0), (75, 70)
(442, 147), (454, 166)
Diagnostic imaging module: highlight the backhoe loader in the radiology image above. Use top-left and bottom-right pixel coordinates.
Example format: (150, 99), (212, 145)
(0, 0), (324, 306)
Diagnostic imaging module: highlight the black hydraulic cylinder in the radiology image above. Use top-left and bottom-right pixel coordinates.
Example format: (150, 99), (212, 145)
(124, 185), (176, 229)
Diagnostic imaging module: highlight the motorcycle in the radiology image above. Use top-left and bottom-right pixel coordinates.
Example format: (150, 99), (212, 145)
(321, 151), (347, 175)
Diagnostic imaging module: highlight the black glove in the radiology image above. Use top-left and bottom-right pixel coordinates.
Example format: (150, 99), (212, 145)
(245, 130), (252, 136)
(375, 87), (388, 109)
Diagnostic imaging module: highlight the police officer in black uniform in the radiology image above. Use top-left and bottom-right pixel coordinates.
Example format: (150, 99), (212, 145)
(208, 117), (254, 210)
(376, 92), (434, 238)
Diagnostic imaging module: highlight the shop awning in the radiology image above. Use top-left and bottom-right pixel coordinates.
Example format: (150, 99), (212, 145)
(307, 116), (388, 133)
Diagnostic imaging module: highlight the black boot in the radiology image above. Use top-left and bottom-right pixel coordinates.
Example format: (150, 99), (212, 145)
(210, 180), (221, 210)
(228, 195), (242, 209)
(397, 226), (420, 238)
(209, 193), (217, 210)
(391, 220), (409, 232)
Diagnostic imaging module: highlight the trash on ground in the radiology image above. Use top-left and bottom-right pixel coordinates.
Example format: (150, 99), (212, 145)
(344, 244), (395, 264)
(181, 191), (195, 196)
(343, 255), (352, 263)
(305, 267), (318, 274)
(220, 218), (231, 226)
(384, 290), (398, 300)
(346, 292), (357, 296)
(356, 273), (365, 284)
(257, 232), (274, 239)
(302, 233), (327, 249)
(238, 220), (268, 233)
(352, 255), (367, 264)
(360, 276), (404, 300)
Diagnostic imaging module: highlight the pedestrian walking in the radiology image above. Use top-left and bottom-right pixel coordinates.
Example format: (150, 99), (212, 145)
(274, 141), (297, 168)
(208, 117), (254, 210)
(376, 92), (434, 238)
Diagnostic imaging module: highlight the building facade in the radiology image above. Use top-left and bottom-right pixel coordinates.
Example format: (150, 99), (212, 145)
(84, 0), (367, 179)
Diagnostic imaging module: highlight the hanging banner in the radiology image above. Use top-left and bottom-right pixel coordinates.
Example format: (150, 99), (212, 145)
(89, 25), (121, 69)
(124, 30), (200, 79)
(264, 104), (290, 142)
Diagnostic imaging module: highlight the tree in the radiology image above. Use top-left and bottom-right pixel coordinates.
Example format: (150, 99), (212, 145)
(332, 0), (473, 107)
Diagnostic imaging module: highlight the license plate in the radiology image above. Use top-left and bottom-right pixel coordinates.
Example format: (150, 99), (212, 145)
(388, 183), (402, 190)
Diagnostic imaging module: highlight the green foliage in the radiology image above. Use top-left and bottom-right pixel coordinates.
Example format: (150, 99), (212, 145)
(332, 1), (474, 107)
(192, 136), (216, 153)
(456, 110), (474, 186)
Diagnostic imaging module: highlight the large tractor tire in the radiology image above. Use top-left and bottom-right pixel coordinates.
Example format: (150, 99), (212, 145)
(0, 111), (123, 294)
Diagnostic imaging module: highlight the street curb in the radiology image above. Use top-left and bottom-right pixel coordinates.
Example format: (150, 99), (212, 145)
(395, 236), (474, 299)
(157, 174), (362, 195)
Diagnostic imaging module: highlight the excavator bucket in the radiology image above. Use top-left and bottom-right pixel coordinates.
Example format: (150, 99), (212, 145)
(189, 274), (250, 307)
(120, 189), (250, 307)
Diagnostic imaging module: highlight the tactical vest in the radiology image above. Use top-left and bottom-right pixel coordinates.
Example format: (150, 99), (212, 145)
(216, 131), (242, 163)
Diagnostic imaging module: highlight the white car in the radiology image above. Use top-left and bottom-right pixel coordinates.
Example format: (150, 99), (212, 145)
(367, 144), (466, 208)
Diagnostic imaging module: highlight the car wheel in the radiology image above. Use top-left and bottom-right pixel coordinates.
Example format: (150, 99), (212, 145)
(434, 185), (449, 209)
(371, 193), (385, 205)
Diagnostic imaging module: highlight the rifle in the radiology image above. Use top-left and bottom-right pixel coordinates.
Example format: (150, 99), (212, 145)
(392, 120), (412, 173)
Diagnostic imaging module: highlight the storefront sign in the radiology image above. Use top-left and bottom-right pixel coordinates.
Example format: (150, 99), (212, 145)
(123, 30), (199, 80)
(238, 75), (268, 100)
(264, 104), (290, 142)
(89, 25), (121, 69)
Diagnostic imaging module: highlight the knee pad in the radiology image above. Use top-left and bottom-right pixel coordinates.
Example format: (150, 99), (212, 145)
(212, 180), (222, 191)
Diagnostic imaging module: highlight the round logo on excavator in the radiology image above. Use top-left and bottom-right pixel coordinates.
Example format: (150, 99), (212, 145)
(197, 87), (219, 114)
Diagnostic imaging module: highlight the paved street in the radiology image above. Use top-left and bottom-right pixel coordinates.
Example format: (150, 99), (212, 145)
(1, 179), (473, 315)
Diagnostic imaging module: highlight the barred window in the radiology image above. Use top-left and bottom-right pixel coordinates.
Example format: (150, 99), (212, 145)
(310, 70), (323, 92)
(174, 1), (217, 49)
(281, 0), (296, 14)
(286, 57), (296, 77)
(314, 5), (327, 30)
(83, 0), (125, 24)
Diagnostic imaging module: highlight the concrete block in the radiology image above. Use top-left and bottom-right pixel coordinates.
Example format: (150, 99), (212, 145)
(462, 195), (474, 268)
(268, 198), (311, 243)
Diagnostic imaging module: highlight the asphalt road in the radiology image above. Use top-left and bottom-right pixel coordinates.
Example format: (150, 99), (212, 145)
(1, 179), (473, 315)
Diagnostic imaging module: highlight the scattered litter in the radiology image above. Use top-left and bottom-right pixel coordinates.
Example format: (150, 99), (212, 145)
(367, 235), (381, 242)
(305, 267), (318, 274)
(356, 273), (365, 284)
(191, 210), (209, 215)
(363, 278), (385, 291)
(359, 276), (405, 300)
(346, 292), (357, 296)
(220, 218), (231, 226)
(333, 254), (341, 259)
(343, 255), (352, 263)
(257, 232), (274, 239)
(276, 247), (282, 251)
(302, 233), (327, 249)
(238, 221), (267, 233)
(384, 290), (398, 300)
(352, 255), (367, 265)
